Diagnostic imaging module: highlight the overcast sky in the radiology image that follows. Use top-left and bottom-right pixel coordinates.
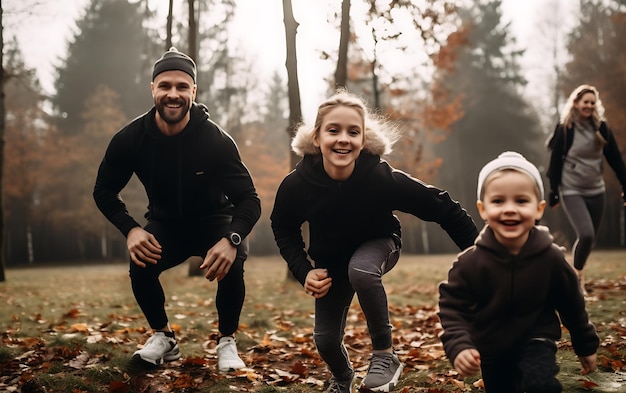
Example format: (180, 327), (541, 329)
(4, 0), (578, 120)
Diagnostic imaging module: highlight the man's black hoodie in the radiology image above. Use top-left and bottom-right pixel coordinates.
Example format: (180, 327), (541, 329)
(93, 103), (260, 239)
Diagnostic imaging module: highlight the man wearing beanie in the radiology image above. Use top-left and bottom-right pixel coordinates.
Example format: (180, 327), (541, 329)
(94, 47), (260, 372)
(439, 151), (598, 392)
(152, 47), (197, 83)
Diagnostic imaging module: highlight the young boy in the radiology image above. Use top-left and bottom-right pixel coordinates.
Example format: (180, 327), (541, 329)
(438, 151), (599, 392)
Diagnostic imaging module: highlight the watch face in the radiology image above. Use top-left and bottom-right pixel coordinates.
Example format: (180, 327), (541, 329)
(230, 232), (242, 246)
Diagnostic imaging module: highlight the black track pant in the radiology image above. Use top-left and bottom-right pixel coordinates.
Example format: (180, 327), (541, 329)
(129, 218), (248, 336)
(481, 339), (562, 393)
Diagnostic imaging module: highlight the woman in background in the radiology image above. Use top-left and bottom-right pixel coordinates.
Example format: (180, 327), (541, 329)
(546, 84), (626, 294)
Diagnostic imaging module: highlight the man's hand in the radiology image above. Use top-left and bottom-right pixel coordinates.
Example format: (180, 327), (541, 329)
(454, 349), (481, 377)
(127, 227), (162, 268)
(201, 237), (237, 282)
(304, 269), (332, 299)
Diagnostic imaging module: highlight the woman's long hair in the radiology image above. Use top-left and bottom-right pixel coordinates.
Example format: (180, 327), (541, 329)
(560, 84), (605, 129)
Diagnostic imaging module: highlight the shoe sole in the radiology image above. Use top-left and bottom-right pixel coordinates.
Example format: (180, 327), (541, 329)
(365, 362), (404, 392)
(133, 348), (181, 366)
(218, 363), (246, 373)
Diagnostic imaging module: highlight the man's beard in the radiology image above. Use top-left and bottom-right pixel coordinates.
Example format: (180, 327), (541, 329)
(156, 99), (190, 125)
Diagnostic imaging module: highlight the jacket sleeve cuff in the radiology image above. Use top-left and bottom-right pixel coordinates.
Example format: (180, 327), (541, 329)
(548, 191), (559, 207)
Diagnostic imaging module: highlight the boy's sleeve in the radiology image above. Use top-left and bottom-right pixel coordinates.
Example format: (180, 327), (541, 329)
(438, 254), (478, 365)
(553, 255), (599, 357)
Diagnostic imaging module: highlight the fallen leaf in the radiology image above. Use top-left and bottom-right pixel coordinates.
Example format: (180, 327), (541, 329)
(63, 309), (81, 318)
(108, 381), (130, 393)
(70, 323), (89, 332)
(578, 378), (599, 388)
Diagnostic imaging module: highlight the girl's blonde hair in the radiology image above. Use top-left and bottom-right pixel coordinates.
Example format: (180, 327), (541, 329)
(291, 89), (399, 157)
(560, 84), (605, 129)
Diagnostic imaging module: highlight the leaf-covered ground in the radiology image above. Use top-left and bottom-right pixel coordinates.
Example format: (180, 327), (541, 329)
(1, 252), (625, 392)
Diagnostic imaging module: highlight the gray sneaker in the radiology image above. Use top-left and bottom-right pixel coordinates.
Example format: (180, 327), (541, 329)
(362, 352), (404, 392)
(326, 373), (356, 393)
(133, 332), (180, 365)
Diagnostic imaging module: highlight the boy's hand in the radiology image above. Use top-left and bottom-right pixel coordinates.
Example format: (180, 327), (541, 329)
(454, 349), (481, 377)
(579, 354), (597, 375)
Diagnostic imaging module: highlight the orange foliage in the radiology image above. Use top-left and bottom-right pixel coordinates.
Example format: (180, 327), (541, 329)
(339, 5), (469, 184)
(432, 29), (469, 71)
(237, 122), (291, 223)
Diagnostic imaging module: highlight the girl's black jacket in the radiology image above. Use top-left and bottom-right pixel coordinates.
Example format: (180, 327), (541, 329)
(270, 152), (478, 285)
(438, 225), (599, 364)
(93, 103), (261, 238)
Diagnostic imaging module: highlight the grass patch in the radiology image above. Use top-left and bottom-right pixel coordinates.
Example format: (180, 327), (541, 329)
(1, 251), (625, 392)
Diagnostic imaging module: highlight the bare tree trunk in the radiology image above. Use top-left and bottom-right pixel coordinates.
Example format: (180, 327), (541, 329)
(282, 0), (302, 170)
(187, 256), (204, 277)
(100, 227), (108, 259)
(282, 0), (303, 281)
(334, 0), (350, 88)
(188, 0), (197, 61)
(166, 0), (174, 50)
(186, 0), (204, 277)
(27, 225), (34, 264)
(188, 0), (200, 101)
(370, 28), (380, 110)
(0, 4), (6, 281)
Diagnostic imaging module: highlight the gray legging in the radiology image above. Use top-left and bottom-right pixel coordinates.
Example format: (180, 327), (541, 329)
(313, 237), (400, 381)
(560, 193), (605, 271)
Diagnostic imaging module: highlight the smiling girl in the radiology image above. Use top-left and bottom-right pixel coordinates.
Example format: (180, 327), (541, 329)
(270, 90), (478, 392)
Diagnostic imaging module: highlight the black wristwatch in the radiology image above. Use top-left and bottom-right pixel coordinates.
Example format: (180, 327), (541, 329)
(225, 232), (242, 247)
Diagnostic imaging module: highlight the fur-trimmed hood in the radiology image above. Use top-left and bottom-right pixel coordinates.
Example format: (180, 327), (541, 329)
(291, 123), (392, 157)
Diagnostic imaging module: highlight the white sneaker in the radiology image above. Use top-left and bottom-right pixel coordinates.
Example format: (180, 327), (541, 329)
(216, 336), (245, 372)
(133, 332), (180, 365)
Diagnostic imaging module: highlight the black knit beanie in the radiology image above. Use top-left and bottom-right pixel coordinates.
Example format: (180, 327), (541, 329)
(152, 47), (197, 82)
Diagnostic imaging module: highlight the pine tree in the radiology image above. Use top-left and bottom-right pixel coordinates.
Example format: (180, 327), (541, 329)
(432, 0), (543, 217)
(52, 0), (159, 136)
(2, 37), (62, 264)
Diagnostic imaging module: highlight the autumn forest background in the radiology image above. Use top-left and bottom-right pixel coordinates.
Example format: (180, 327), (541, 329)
(1, 0), (626, 270)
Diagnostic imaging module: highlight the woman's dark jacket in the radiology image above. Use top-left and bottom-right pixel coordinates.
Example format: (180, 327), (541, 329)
(438, 225), (599, 364)
(270, 152), (478, 285)
(93, 103), (261, 238)
(547, 121), (626, 205)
